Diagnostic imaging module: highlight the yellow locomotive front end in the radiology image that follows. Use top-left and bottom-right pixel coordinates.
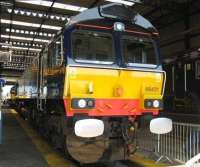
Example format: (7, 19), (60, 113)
(64, 67), (165, 117)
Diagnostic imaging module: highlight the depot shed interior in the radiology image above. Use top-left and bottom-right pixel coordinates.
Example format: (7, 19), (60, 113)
(1, 0), (200, 166)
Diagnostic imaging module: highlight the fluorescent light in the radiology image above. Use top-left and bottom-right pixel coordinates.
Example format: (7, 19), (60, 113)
(20, 10), (25, 15)
(26, 11), (31, 16)
(1, 34), (50, 43)
(0, 19), (62, 30)
(38, 13), (43, 17)
(7, 9), (12, 13)
(50, 15), (55, 19)
(56, 16), (60, 20)
(54, 2), (87, 12)
(105, 0), (135, 6)
(6, 28), (10, 32)
(14, 9), (19, 14)
(32, 12), (37, 17)
(61, 17), (66, 21)
(2, 45), (41, 52)
(16, 0), (87, 12)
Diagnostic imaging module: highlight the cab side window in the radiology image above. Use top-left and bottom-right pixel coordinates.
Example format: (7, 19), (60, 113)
(48, 35), (63, 68)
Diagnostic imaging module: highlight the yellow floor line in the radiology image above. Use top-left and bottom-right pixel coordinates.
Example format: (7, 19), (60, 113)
(10, 109), (76, 167)
(130, 154), (167, 167)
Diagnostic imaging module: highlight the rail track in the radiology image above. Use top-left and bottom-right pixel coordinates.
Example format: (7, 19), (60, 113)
(74, 160), (140, 167)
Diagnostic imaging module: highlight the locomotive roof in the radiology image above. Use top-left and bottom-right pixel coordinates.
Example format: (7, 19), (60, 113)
(65, 3), (158, 34)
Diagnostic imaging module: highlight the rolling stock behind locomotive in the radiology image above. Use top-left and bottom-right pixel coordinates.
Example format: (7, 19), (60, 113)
(12, 4), (166, 163)
(163, 53), (200, 122)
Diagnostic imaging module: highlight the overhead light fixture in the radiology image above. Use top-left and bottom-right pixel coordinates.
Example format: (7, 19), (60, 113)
(7, 8), (12, 13)
(6, 28), (10, 32)
(14, 9), (19, 14)
(20, 10), (25, 15)
(26, 11), (31, 16)
(50, 15), (55, 19)
(56, 16), (60, 20)
(38, 13), (43, 17)
(1, 34), (50, 43)
(16, 0), (87, 12)
(11, 29), (15, 32)
(2, 45), (41, 52)
(61, 17), (66, 21)
(0, 19), (62, 30)
(32, 12), (37, 17)
(105, 0), (135, 6)
(16, 29), (20, 33)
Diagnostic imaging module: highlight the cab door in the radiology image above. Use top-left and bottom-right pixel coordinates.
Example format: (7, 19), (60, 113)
(37, 49), (48, 111)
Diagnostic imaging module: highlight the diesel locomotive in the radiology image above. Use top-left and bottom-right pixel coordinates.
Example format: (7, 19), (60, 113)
(13, 4), (166, 163)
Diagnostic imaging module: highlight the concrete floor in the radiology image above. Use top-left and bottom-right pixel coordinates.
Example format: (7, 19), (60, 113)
(0, 109), (167, 167)
(0, 110), (49, 167)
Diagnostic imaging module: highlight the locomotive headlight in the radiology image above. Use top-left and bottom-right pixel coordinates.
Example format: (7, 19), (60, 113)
(153, 100), (160, 108)
(144, 99), (163, 109)
(71, 98), (95, 109)
(78, 99), (87, 108)
(114, 22), (125, 31)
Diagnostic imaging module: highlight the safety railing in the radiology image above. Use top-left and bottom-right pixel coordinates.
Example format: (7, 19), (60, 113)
(137, 121), (200, 163)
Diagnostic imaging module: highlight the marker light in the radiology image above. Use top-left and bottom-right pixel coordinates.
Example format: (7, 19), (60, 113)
(114, 22), (125, 31)
(78, 99), (87, 108)
(153, 100), (159, 108)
